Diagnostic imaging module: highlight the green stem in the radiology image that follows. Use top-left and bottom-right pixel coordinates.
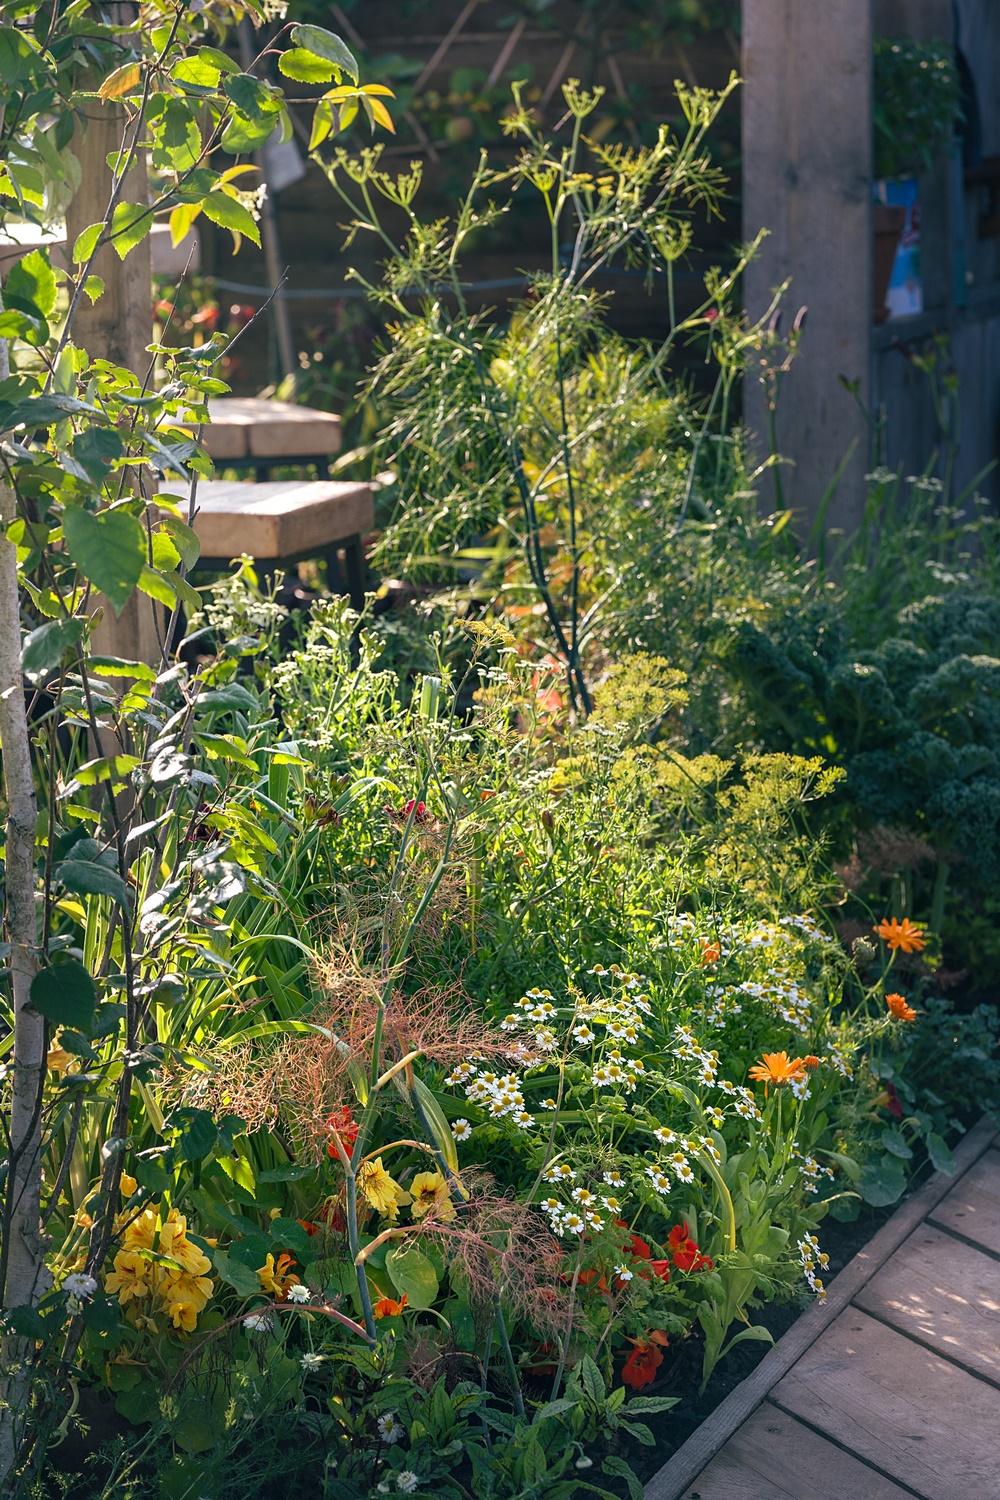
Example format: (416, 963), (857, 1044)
(493, 1293), (525, 1418)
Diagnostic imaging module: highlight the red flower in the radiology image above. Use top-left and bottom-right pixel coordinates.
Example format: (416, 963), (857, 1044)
(628, 1232), (651, 1261)
(326, 1106), (359, 1156)
(648, 1259), (671, 1283)
(621, 1329), (669, 1389)
(384, 798), (431, 826)
(668, 1222), (713, 1273)
(373, 1293), (408, 1318)
(699, 942), (721, 965)
(884, 1081), (905, 1119)
(577, 1268), (609, 1292)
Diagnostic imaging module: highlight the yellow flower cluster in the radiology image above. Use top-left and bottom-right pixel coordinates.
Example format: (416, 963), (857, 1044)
(105, 1190), (214, 1334)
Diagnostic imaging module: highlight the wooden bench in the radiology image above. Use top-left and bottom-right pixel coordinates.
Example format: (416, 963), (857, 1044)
(188, 397), (343, 478)
(160, 478), (372, 610)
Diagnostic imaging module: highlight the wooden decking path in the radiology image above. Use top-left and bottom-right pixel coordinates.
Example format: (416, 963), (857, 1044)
(644, 1115), (1000, 1500)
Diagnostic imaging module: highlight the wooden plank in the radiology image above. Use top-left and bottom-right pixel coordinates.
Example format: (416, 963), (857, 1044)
(643, 1114), (998, 1500)
(741, 0), (871, 536)
(679, 1403), (914, 1500)
(930, 1148), (1000, 1254)
(195, 399), (343, 462)
(161, 479), (372, 560)
(771, 1309), (1000, 1500)
(855, 1221), (1000, 1384)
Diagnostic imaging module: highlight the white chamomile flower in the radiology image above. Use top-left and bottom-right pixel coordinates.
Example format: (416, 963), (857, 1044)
(561, 1212), (586, 1235)
(601, 1195), (623, 1214)
(63, 1273), (97, 1300)
(500, 1014), (520, 1031)
(542, 1097), (558, 1110)
(571, 1186), (596, 1206)
(675, 1161), (695, 1184)
(653, 1127), (676, 1146)
(584, 1211), (604, 1230)
(396, 1473), (420, 1494)
(300, 1351), (326, 1371)
(513, 1110), (534, 1128)
(541, 1196), (563, 1216)
(545, 1163), (576, 1182)
(573, 1025), (596, 1045)
(243, 1313), (273, 1333)
(614, 1264), (633, 1282)
(286, 1283), (310, 1304)
(603, 1169), (625, 1187)
(377, 1412), (405, 1443)
(646, 1168), (671, 1196)
(452, 1118), (472, 1142)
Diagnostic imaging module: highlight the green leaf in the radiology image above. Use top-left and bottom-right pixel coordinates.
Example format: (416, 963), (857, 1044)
(199, 191), (261, 247)
(221, 112), (279, 153)
(858, 1154), (907, 1207)
(290, 25), (358, 83)
(72, 426), (123, 482)
(194, 683), (258, 713)
(927, 1132), (956, 1176)
(602, 1455), (643, 1500)
(115, 1379), (159, 1426)
(134, 1152), (173, 1192)
(578, 1354), (605, 1404)
(279, 48), (337, 83)
(62, 506), (146, 614)
(137, 564), (178, 609)
(72, 222), (102, 264)
(269, 1217), (311, 1255)
(7, 247), (56, 318)
(411, 1076), (460, 1177)
(0, 308), (45, 344)
(57, 857), (131, 906)
(7, 392), (98, 428)
(171, 54), (220, 89)
(109, 202), (150, 260)
(384, 1243), (439, 1310)
(30, 960), (96, 1030)
(880, 1127), (913, 1160)
(223, 73), (280, 121)
(519, 1438), (547, 1486)
(21, 617), (84, 681)
(211, 1249), (261, 1299)
(83, 275), (104, 304)
(160, 514), (201, 570)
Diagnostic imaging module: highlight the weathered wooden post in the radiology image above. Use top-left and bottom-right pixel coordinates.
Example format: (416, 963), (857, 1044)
(742, 0), (873, 536)
(65, 88), (160, 662)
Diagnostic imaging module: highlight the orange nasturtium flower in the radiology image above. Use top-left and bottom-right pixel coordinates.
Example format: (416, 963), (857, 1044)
(257, 1252), (298, 1299)
(875, 917), (926, 953)
(373, 1293), (408, 1318)
(621, 1329), (669, 1389)
(885, 992), (917, 1022)
(748, 1052), (807, 1095)
(699, 942), (721, 966)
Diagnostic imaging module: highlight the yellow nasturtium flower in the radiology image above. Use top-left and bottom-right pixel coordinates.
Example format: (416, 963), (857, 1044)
(358, 1158), (410, 1221)
(409, 1170), (456, 1222)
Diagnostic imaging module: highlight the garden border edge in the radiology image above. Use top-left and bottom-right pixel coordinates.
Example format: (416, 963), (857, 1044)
(642, 1110), (999, 1500)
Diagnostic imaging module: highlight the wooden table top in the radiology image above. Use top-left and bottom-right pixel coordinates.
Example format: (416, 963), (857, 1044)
(160, 477), (372, 560)
(186, 398), (343, 462)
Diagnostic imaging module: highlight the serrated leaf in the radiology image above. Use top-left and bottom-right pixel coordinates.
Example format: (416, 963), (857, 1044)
(99, 61), (141, 100)
(72, 222), (102, 264)
(62, 506), (146, 614)
(279, 48), (336, 83)
(57, 858), (130, 906)
(199, 191), (261, 247)
(109, 202), (150, 260)
(30, 960), (96, 1029)
(6, 248), (57, 318)
(290, 25), (358, 83)
(160, 514), (201, 570)
(21, 617), (85, 681)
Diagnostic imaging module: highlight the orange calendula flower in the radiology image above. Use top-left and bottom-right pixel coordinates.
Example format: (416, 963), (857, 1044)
(885, 992), (917, 1022)
(699, 942), (721, 966)
(373, 1293), (408, 1318)
(803, 1056), (820, 1070)
(748, 1052), (807, 1094)
(875, 917), (926, 953)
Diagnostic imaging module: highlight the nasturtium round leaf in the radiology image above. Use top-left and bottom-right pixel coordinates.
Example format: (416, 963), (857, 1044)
(858, 1153), (907, 1206)
(62, 505), (146, 614)
(30, 960), (97, 1030)
(384, 1242), (439, 1309)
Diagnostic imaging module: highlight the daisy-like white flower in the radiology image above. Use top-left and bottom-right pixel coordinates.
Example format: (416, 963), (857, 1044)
(709, 1109), (726, 1129)
(542, 1098), (558, 1110)
(377, 1412), (405, 1443)
(606, 1021), (626, 1039)
(544, 1162), (576, 1182)
(587, 964), (608, 975)
(300, 1351), (326, 1371)
(584, 1211), (604, 1230)
(653, 1127), (676, 1145)
(603, 1169), (625, 1187)
(592, 1066), (612, 1087)
(286, 1283), (310, 1304)
(601, 1195), (623, 1214)
(63, 1273), (97, 1300)
(646, 1168), (672, 1196)
(243, 1313), (273, 1333)
(512, 1110), (534, 1129)
(615, 1264), (634, 1282)
(540, 1196), (563, 1216)
(534, 1028), (558, 1051)
(452, 1118), (472, 1142)
(571, 1186), (596, 1206)
(675, 1161), (695, 1184)
(396, 1473), (420, 1494)
(561, 1212), (586, 1235)
(447, 1061), (476, 1084)
(573, 1025), (596, 1045)
(500, 1014), (520, 1031)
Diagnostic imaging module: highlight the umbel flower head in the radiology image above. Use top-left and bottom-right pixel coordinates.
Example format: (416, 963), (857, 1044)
(875, 917), (926, 954)
(748, 1051), (807, 1095)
